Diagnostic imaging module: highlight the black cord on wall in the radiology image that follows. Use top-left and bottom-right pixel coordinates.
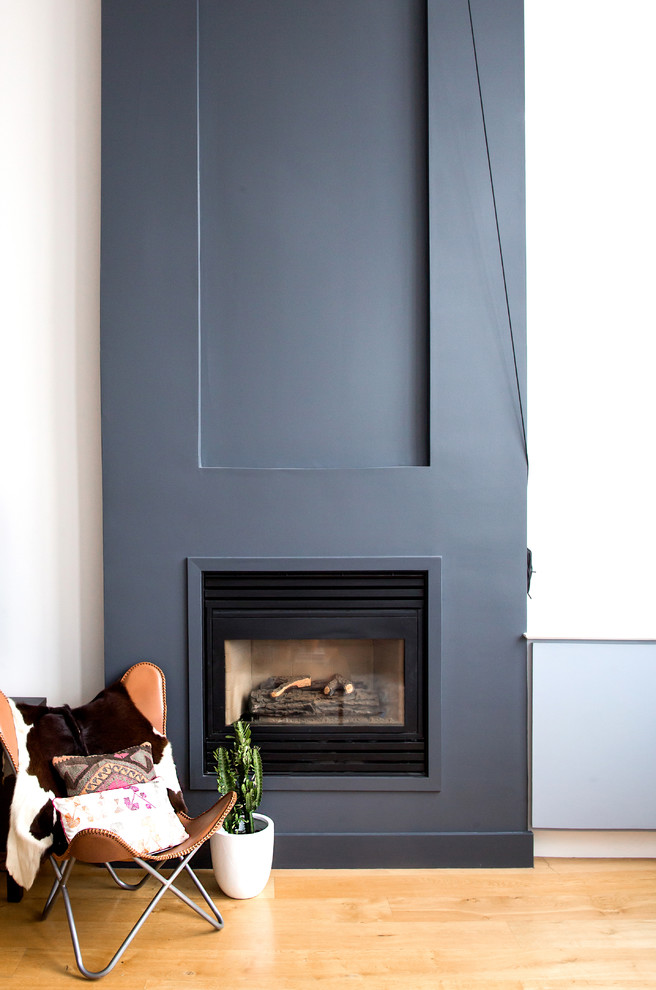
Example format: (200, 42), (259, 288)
(467, 0), (529, 473)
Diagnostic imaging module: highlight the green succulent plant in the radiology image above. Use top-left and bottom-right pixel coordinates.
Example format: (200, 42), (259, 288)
(213, 720), (264, 834)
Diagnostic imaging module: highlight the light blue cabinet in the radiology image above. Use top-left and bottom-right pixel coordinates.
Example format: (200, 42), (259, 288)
(531, 641), (656, 829)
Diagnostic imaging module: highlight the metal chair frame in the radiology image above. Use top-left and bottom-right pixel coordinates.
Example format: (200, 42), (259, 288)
(42, 849), (226, 980)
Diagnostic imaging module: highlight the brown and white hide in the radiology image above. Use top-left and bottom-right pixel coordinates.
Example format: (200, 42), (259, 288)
(4, 680), (186, 890)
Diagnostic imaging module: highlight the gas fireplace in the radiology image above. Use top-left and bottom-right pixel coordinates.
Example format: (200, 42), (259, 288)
(188, 564), (437, 782)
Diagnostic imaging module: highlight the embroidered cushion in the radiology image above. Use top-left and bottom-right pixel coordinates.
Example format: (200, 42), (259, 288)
(53, 777), (189, 856)
(53, 743), (155, 795)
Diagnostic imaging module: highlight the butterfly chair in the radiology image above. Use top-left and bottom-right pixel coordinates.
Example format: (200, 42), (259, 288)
(0, 663), (236, 980)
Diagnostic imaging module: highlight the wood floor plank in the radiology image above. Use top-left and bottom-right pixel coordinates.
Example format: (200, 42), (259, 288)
(0, 948), (24, 978)
(1, 860), (655, 988)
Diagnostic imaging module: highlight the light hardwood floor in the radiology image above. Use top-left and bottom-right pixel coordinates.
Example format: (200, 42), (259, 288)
(1, 859), (655, 988)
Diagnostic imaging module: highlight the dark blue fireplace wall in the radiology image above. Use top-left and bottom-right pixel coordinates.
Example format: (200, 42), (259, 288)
(101, 0), (529, 867)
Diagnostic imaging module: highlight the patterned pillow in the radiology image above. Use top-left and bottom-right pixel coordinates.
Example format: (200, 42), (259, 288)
(53, 743), (155, 795)
(53, 777), (189, 856)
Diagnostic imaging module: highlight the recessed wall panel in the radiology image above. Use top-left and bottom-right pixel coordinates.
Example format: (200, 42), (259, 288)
(198, 0), (429, 468)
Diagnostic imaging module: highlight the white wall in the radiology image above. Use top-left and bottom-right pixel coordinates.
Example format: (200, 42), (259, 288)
(0, 1), (654, 703)
(525, 1), (656, 854)
(0, 1), (103, 706)
(525, 0), (656, 640)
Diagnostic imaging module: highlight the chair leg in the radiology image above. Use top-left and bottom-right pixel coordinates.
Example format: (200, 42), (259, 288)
(42, 856), (75, 920)
(44, 851), (225, 980)
(134, 856), (225, 930)
(43, 859), (150, 919)
(104, 862), (151, 891)
(183, 860), (228, 925)
(6, 873), (24, 903)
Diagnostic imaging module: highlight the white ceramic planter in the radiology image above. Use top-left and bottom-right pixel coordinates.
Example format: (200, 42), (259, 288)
(210, 813), (274, 899)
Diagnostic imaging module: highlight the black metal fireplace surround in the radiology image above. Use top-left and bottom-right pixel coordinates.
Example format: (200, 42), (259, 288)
(201, 570), (428, 776)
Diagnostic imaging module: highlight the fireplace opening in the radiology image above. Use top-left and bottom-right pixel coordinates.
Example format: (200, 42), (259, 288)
(225, 637), (405, 726)
(200, 570), (428, 775)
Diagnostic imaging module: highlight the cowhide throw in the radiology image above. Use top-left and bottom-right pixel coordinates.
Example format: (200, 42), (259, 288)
(5, 680), (186, 890)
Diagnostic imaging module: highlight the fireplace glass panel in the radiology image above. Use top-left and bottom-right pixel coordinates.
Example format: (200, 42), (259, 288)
(225, 638), (405, 726)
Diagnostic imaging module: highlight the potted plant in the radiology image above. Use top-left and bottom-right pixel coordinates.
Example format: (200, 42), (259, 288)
(209, 720), (274, 898)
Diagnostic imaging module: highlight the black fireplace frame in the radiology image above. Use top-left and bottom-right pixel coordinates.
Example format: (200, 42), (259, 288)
(187, 556), (441, 792)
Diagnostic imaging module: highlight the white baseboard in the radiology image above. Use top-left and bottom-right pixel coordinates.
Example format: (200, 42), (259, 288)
(533, 829), (656, 858)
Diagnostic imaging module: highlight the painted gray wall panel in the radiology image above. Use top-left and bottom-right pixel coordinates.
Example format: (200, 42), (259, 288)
(101, 0), (528, 864)
(199, 0), (429, 468)
(532, 642), (656, 829)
